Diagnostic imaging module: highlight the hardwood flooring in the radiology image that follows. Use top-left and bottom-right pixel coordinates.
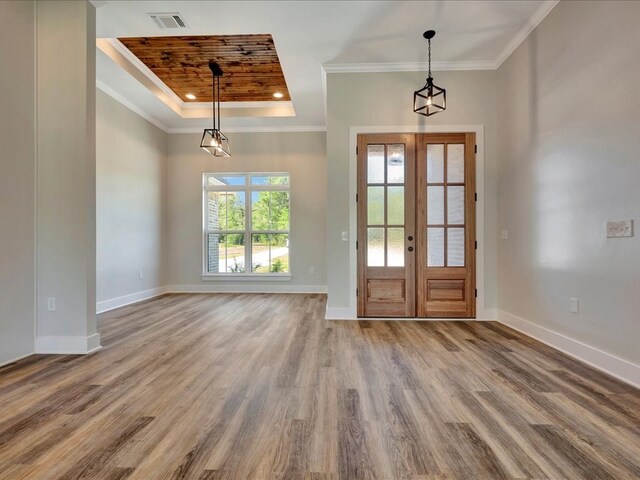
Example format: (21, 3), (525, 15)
(0, 293), (638, 479)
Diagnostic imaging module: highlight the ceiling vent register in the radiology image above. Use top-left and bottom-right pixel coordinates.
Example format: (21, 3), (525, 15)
(148, 13), (188, 29)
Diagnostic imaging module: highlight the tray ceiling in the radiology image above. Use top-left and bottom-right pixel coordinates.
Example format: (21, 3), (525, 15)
(118, 34), (290, 103)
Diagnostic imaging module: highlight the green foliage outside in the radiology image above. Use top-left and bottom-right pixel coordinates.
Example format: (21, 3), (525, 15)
(213, 176), (290, 273)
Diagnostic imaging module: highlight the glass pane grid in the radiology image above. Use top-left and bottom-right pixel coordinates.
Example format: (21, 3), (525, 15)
(203, 172), (290, 274)
(425, 142), (467, 268)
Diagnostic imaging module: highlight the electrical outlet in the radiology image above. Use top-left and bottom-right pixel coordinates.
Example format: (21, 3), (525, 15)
(501, 229), (509, 240)
(570, 298), (579, 314)
(341, 231), (349, 241)
(47, 297), (56, 312)
(309, 266), (315, 274)
(139, 270), (144, 280)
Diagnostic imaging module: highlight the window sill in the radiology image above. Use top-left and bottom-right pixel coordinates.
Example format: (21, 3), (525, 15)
(201, 274), (292, 282)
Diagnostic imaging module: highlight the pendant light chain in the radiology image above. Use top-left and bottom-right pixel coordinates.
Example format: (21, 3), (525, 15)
(212, 72), (216, 131)
(428, 36), (432, 79)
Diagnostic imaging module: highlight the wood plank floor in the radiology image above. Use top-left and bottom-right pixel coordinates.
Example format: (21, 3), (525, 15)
(0, 293), (638, 479)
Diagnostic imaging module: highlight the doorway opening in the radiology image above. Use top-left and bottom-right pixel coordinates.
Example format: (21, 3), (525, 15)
(357, 133), (476, 318)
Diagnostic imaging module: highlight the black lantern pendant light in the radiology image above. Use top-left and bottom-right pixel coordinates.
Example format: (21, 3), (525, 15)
(414, 30), (446, 117)
(201, 60), (231, 157)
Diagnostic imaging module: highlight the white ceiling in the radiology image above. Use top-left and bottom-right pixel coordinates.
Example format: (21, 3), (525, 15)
(94, 0), (558, 132)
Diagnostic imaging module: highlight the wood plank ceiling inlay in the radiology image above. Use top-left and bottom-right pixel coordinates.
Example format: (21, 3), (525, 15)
(118, 34), (291, 102)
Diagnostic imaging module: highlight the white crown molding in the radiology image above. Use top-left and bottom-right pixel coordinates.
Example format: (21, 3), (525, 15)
(167, 125), (327, 134)
(322, 60), (496, 74)
(322, 0), (559, 75)
(494, 0), (560, 68)
(96, 80), (170, 132)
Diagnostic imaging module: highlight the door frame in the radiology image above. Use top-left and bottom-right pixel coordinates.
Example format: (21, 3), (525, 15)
(344, 124), (489, 320)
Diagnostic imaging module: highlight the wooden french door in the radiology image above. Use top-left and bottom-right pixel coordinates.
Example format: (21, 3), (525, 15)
(357, 134), (416, 317)
(357, 132), (476, 318)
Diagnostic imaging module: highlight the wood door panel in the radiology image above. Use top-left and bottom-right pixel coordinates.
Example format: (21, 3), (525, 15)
(367, 279), (406, 302)
(427, 279), (465, 301)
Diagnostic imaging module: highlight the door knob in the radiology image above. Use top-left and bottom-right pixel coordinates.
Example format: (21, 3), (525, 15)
(408, 246), (414, 252)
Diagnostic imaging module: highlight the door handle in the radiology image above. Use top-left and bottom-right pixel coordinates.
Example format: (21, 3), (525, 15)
(408, 246), (414, 252)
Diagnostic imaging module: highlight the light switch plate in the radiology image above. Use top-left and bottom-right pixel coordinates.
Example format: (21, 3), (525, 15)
(570, 297), (579, 314)
(606, 220), (633, 238)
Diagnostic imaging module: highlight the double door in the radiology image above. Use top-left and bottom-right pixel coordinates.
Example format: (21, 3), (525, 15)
(357, 133), (476, 318)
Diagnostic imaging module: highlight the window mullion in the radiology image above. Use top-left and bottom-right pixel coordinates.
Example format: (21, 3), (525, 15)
(246, 178), (251, 273)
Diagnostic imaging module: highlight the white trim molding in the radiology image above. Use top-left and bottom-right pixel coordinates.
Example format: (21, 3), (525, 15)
(36, 333), (102, 355)
(322, 60), (496, 74)
(494, 0), (560, 68)
(167, 125), (327, 134)
(498, 310), (640, 389)
(96, 80), (169, 132)
(167, 284), (327, 294)
(339, 124), (489, 321)
(0, 352), (35, 369)
(96, 286), (169, 314)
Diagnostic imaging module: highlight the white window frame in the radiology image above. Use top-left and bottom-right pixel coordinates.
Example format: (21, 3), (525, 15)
(202, 172), (291, 280)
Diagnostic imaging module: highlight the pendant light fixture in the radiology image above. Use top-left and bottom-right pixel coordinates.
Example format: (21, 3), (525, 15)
(201, 60), (231, 157)
(414, 30), (446, 117)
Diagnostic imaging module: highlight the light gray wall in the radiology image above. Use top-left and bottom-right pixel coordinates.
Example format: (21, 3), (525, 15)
(326, 71), (499, 311)
(36, 0), (97, 340)
(497, 1), (640, 363)
(166, 132), (327, 290)
(96, 90), (167, 304)
(0, 1), (36, 364)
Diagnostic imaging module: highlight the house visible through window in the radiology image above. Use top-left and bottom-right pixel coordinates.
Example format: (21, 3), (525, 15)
(204, 173), (290, 275)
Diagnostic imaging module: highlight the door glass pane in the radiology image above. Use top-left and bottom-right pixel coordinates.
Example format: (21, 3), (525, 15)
(387, 227), (404, 266)
(427, 186), (444, 225)
(427, 144), (444, 183)
(447, 144), (465, 183)
(387, 144), (405, 184)
(367, 186), (384, 225)
(447, 186), (465, 225)
(367, 228), (385, 266)
(447, 228), (465, 266)
(387, 186), (404, 225)
(367, 145), (385, 184)
(427, 228), (445, 267)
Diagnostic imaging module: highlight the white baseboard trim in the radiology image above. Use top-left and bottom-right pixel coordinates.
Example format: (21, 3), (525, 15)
(35, 333), (102, 355)
(167, 284), (327, 294)
(497, 310), (640, 389)
(0, 352), (35, 368)
(325, 306), (357, 320)
(97, 286), (169, 314)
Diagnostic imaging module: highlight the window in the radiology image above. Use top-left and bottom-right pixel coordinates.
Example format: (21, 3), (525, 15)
(203, 173), (290, 276)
